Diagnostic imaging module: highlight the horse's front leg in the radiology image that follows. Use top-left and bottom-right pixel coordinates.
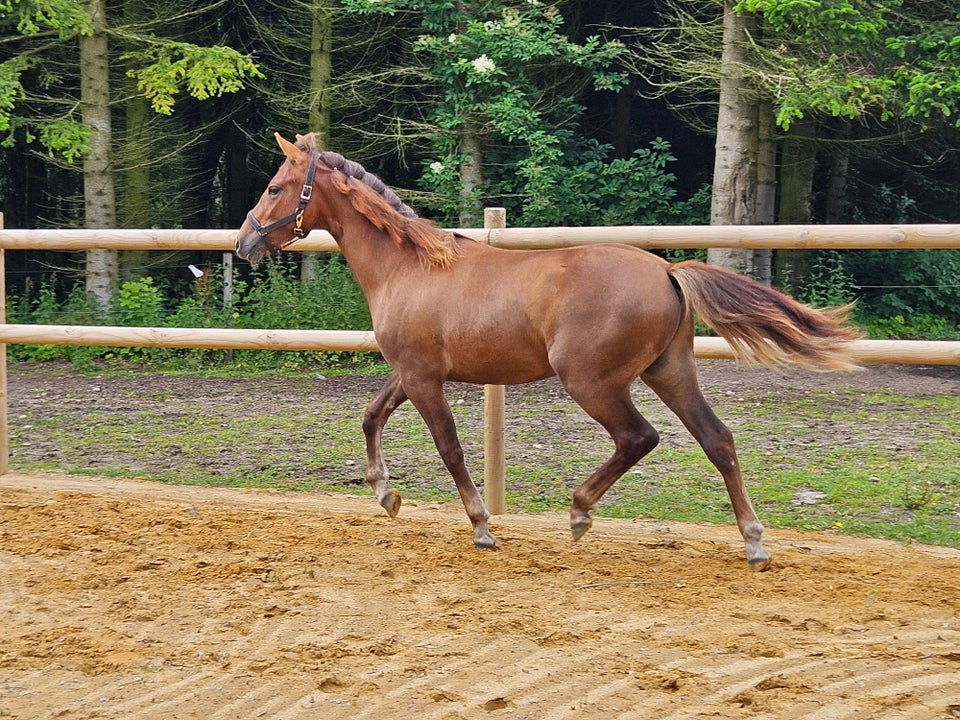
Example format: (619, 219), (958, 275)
(404, 379), (495, 548)
(362, 373), (408, 518)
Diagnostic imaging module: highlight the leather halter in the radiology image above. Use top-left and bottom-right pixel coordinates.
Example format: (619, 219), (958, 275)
(245, 152), (320, 253)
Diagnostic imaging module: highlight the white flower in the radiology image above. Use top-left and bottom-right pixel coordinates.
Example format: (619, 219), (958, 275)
(429, 161), (444, 173)
(471, 54), (496, 74)
(448, 33), (458, 43)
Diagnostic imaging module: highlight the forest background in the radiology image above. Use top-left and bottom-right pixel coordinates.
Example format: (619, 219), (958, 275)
(1, 0), (960, 370)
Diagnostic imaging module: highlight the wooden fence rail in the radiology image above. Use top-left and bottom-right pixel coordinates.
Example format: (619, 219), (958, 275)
(3, 222), (960, 251)
(2, 218), (959, 507)
(0, 324), (956, 362)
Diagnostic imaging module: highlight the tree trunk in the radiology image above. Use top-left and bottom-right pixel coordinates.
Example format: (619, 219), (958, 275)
(119, 92), (153, 280)
(80, 0), (118, 311)
(752, 99), (777, 284)
(775, 118), (817, 291)
(121, 96), (151, 228)
(708, 0), (758, 277)
(824, 122), (851, 223)
(459, 114), (484, 226)
(309, 0), (334, 147)
(303, 0), (336, 284)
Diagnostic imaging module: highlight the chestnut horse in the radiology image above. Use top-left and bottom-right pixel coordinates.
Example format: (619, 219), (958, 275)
(236, 133), (862, 569)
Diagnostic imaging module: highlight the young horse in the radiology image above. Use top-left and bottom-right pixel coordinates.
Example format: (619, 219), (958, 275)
(237, 133), (862, 570)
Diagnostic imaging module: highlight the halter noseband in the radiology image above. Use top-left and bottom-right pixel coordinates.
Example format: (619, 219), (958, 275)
(245, 152), (320, 253)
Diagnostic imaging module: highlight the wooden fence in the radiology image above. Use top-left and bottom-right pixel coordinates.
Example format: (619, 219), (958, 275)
(2, 214), (959, 511)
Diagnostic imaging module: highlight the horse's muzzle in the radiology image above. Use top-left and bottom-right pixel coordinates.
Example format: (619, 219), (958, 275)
(234, 226), (266, 265)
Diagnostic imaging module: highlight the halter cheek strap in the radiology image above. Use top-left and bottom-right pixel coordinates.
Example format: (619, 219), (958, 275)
(245, 152), (320, 252)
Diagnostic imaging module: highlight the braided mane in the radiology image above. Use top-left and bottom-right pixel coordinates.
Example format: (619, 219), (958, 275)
(295, 133), (462, 269)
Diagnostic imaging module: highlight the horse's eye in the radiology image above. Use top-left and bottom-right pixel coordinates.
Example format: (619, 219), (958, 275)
(268, 185), (281, 198)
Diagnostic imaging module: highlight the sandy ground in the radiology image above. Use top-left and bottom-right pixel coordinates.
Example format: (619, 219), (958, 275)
(1, 470), (958, 720)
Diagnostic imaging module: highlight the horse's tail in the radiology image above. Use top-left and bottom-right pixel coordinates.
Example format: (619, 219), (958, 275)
(667, 260), (863, 371)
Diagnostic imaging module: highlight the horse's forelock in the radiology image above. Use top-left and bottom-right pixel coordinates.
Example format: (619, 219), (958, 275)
(295, 133), (320, 153)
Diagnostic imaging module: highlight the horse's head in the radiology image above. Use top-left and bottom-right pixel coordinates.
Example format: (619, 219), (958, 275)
(236, 133), (333, 264)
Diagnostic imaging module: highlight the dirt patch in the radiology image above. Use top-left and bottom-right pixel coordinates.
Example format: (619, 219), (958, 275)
(2, 362), (960, 718)
(7, 361), (960, 492)
(2, 471), (959, 719)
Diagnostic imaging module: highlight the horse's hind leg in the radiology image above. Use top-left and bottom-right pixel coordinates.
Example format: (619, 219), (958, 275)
(641, 356), (772, 570)
(362, 373), (408, 517)
(560, 379), (661, 540)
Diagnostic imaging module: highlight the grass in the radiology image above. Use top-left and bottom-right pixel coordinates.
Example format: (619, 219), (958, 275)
(595, 390), (960, 547)
(8, 364), (960, 549)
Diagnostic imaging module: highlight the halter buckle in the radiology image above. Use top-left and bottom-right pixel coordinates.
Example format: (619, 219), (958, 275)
(246, 152), (319, 249)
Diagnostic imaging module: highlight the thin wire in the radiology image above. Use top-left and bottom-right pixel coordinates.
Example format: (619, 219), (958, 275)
(851, 284), (960, 289)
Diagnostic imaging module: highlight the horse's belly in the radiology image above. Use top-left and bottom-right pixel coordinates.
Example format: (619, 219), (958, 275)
(446, 345), (555, 385)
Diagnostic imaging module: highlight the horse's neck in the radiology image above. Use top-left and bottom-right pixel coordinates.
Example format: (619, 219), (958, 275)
(332, 213), (417, 300)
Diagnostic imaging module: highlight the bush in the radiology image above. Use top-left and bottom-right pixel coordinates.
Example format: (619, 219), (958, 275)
(844, 249), (960, 324)
(7, 245), (959, 370)
(7, 254), (376, 371)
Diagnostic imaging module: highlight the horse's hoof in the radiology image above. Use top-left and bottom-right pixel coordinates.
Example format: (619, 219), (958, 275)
(748, 553), (772, 572)
(379, 490), (401, 518)
(570, 515), (593, 541)
(473, 530), (497, 549)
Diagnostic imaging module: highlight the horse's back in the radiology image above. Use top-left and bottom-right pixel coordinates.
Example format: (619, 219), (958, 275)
(375, 241), (684, 385)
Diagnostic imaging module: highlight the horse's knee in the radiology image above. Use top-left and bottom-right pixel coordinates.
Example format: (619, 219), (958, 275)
(361, 407), (381, 437)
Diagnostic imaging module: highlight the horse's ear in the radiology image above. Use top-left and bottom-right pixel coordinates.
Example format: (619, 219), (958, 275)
(275, 133), (305, 163)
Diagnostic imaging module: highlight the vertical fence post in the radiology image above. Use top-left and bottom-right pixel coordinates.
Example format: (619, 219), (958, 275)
(0, 212), (7, 474)
(222, 251), (234, 363)
(483, 207), (506, 514)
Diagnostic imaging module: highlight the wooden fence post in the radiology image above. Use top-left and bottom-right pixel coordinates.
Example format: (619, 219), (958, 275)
(0, 212), (7, 474)
(222, 251), (234, 364)
(483, 207), (507, 515)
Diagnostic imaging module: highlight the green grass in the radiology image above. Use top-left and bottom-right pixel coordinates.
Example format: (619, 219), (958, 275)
(10, 365), (960, 549)
(591, 390), (960, 548)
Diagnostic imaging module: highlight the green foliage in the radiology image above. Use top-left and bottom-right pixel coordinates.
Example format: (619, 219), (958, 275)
(735, 0), (960, 130)
(237, 255), (367, 318)
(845, 249), (960, 327)
(773, 69), (897, 130)
(735, 0), (896, 129)
(230, 255), (373, 370)
(0, 57), (29, 135)
(344, 0), (630, 223)
(117, 277), (165, 327)
(886, 17), (960, 126)
(35, 118), (91, 163)
(123, 42), (264, 115)
(795, 250), (855, 308)
(6, 277), (103, 366)
(0, 0), (93, 38)
(738, 0), (891, 46)
(478, 135), (710, 227)
(0, 2), (261, 162)
(865, 313), (960, 341)
(7, 255), (373, 371)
